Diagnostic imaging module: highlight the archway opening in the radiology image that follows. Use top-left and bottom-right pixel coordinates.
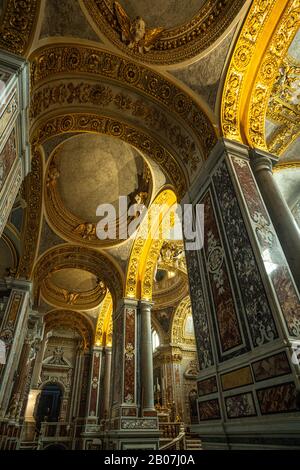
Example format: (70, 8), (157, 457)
(36, 383), (63, 426)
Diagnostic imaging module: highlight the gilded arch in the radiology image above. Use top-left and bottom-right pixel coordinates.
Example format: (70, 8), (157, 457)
(221, 0), (291, 147)
(125, 188), (177, 301)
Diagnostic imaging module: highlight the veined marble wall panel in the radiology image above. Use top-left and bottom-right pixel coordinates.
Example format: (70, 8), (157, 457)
(0, 129), (16, 194)
(185, 144), (300, 431)
(230, 157), (300, 338)
(212, 160), (278, 347)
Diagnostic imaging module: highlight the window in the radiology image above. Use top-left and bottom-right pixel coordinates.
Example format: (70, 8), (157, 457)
(152, 329), (160, 352)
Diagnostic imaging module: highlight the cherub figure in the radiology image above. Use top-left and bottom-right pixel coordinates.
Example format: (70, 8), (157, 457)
(114, 2), (164, 54)
(46, 165), (60, 187)
(73, 222), (96, 240)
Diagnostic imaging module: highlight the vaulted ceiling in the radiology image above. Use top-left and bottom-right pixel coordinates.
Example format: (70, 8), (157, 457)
(0, 0), (299, 344)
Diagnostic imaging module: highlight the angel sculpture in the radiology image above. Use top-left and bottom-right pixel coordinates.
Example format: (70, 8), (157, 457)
(114, 2), (164, 54)
(46, 166), (60, 187)
(73, 222), (96, 240)
(62, 289), (79, 305)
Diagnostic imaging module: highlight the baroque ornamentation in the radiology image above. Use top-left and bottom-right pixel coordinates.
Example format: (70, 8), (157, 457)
(0, 0), (40, 56)
(33, 113), (186, 199)
(114, 2), (164, 54)
(83, 0), (245, 65)
(17, 145), (43, 279)
(213, 160), (278, 347)
(95, 291), (113, 347)
(29, 44), (217, 165)
(44, 310), (93, 352)
(125, 189), (177, 300)
(247, 0), (300, 150)
(33, 245), (123, 307)
(221, 0), (292, 147)
(267, 54), (300, 154)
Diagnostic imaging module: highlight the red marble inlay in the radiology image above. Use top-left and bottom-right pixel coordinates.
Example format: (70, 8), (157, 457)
(123, 308), (135, 404)
(89, 352), (101, 416)
(202, 192), (242, 352)
(232, 157), (300, 336)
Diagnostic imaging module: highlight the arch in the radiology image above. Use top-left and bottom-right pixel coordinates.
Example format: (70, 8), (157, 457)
(29, 43), (217, 183)
(95, 291), (113, 347)
(33, 244), (124, 308)
(221, 0), (291, 148)
(246, 0), (300, 153)
(171, 296), (195, 347)
(44, 309), (94, 352)
(125, 188), (177, 300)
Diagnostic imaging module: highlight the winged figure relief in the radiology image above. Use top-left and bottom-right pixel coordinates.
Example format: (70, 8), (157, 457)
(73, 223), (96, 240)
(62, 289), (79, 305)
(114, 1), (164, 54)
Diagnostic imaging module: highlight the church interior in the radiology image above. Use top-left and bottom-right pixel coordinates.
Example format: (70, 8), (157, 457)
(0, 0), (300, 451)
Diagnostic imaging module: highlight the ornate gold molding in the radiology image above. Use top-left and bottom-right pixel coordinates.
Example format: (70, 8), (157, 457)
(32, 113), (187, 198)
(125, 188), (177, 300)
(95, 291), (113, 347)
(29, 44), (217, 165)
(44, 143), (152, 248)
(17, 145), (43, 280)
(45, 310), (93, 352)
(221, 0), (287, 143)
(83, 0), (246, 65)
(247, 0), (300, 150)
(273, 161), (300, 171)
(0, 0), (40, 56)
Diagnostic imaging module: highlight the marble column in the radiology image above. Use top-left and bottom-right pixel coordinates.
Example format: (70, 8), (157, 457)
(86, 346), (103, 421)
(69, 348), (83, 420)
(250, 150), (300, 291)
(108, 299), (159, 450)
(140, 301), (155, 414)
(103, 347), (112, 420)
(183, 138), (300, 449)
(110, 299), (138, 422)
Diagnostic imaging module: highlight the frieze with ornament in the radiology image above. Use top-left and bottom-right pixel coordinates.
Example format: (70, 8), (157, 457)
(29, 79), (201, 174)
(0, 0), (40, 56)
(30, 45), (217, 158)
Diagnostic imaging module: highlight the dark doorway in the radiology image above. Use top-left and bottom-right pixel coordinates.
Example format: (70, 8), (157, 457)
(36, 384), (63, 425)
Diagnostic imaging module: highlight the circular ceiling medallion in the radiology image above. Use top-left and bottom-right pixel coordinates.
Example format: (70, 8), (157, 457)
(44, 134), (152, 247)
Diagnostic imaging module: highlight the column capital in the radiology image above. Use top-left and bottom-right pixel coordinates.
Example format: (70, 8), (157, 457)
(250, 147), (278, 173)
(5, 278), (32, 294)
(139, 300), (154, 310)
